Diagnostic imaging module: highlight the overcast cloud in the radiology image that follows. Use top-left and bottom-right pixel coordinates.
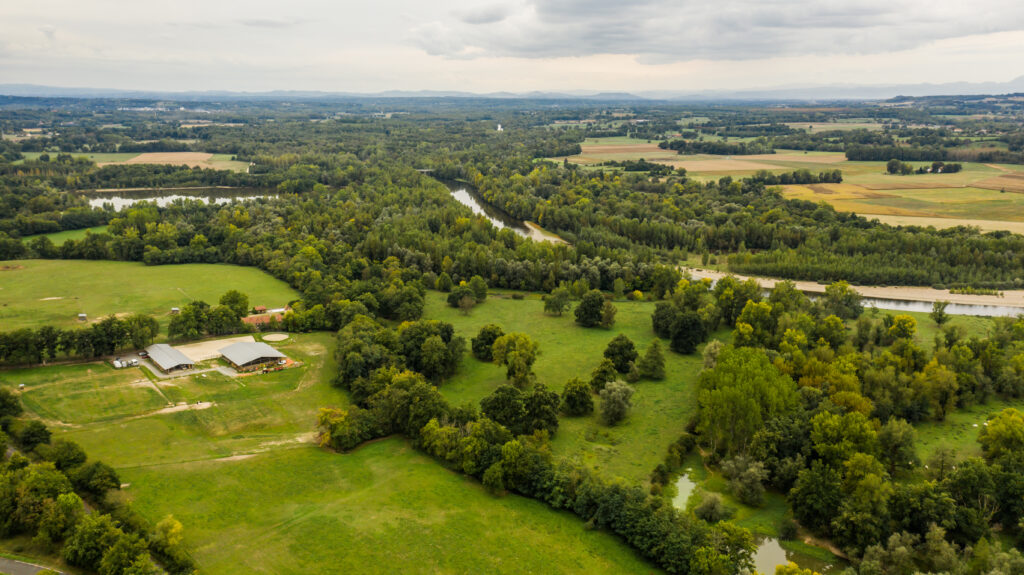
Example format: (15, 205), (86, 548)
(0, 0), (1022, 93)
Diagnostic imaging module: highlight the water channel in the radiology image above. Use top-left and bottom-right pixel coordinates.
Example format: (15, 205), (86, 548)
(85, 188), (275, 210)
(444, 183), (530, 238)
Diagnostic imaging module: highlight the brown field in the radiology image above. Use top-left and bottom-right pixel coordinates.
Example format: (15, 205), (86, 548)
(99, 152), (217, 169)
(744, 152), (848, 164)
(580, 143), (665, 155)
(783, 122), (884, 133)
(659, 158), (786, 172)
(567, 141), (678, 165)
(781, 183), (1024, 222)
(975, 173), (1024, 194)
(868, 214), (1024, 234)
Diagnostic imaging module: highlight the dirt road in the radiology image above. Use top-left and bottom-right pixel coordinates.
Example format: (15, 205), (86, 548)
(0, 557), (62, 575)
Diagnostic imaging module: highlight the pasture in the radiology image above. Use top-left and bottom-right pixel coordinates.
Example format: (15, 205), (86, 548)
(425, 291), (712, 484)
(0, 260), (299, 330)
(20, 225), (109, 244)
(3, 332), (658, 574)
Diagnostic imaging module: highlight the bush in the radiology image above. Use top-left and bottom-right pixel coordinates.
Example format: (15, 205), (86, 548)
(19, 420), (51, 450)
(561, 378), (594, 416)
(589, 359), (619, 393)
(0, 388), (22, 417)
(603, 334), (638, 373)
(778, 519), (799, 541)
(694, 493), (734, 523)
(599, 381), (635, 426)
(471, 324), (505, 362)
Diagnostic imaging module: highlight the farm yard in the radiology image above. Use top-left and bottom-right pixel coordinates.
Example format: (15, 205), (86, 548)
(0, 332), (659, 574)
(0, 260), (298, 331)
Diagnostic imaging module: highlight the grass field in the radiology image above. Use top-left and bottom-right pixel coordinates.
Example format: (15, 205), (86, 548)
(915, 396), (1024, 461)
(19, 152), (250, 172)
(425, 291), (714, 484)
(0, 260), (299, 331)
(121, 441), (657, 575)
(19, 226), (109, 245)
(3, 332), (659, 574)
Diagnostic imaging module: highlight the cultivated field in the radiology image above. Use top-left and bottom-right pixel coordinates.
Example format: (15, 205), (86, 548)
(0, 260), (298, 330)
(781, 184), (1024, 223)
(99, 152), (249, 172)
(3, 333), (657, 574)
(865, 214), (1024, 234)
(552, 139), (1024, 230)
(19, 151), (250, 172)
(556, 137), (679, 165)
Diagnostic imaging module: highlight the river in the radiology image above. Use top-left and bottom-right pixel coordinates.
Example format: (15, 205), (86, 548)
(443, 183), (530, 237)
(684, 267), (1024, 318)
(85, 188), (276, 209)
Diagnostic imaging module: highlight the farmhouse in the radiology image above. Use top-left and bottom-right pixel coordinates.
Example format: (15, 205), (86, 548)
(145, 343), (195, 373)
(219, 341), (286, 371)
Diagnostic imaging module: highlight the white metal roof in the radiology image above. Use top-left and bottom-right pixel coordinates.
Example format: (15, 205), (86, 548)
(145, 343), (194, 371)
(219, 341), (285, 366)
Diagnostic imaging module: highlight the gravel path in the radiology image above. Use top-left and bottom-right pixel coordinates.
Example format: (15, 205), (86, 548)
(0, 557), (62, 575)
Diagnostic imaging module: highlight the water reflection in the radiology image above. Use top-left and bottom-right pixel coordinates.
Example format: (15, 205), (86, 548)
(445, 185), (529, 237)
(753, 537), (836, 575)
(86, 190), (276, 210)
(861, 297), (1022, 318)
(672, 470), (697, 510)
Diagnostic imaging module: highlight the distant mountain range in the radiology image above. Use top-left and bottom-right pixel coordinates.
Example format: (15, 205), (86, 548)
(1, 76), (1023, 102)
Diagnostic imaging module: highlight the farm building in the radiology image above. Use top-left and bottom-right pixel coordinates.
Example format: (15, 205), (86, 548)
(219, 341), (286, 371)
(145, 343), (195, 373)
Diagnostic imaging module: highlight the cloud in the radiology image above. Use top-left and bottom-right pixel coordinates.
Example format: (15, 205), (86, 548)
(410, 0), (1024, 61)
(39, 25), (56, 43)
(238, 18), (304, 29)
(457, 4), (511, 25)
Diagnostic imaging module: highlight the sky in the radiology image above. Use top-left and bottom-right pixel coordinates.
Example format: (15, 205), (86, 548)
(1, 0), (1023, 94)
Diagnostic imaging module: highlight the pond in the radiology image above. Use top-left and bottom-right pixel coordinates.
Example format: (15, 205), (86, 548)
(85, 188), (276, 210)
(753, 536), (839, 574)
(668, 470), (842, 574)
(671, 470), (697, 509)
(442, 182), (529, 238)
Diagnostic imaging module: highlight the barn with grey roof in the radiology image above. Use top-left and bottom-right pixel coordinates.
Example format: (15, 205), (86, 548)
(145, 343), (195, 373)
(219, 341), (286, 371)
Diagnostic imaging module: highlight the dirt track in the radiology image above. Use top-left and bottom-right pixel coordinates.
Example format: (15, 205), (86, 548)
(174, 335), (255, 362)
(681, 267), (1024, 309)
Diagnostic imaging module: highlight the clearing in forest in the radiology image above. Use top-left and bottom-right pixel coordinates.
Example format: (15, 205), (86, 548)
(97, 152), (248, 171)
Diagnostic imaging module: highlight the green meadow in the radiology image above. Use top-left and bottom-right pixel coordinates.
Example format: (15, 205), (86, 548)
(0, 260), (299, 330)
(3, 332), (660, 574)
(19, 225), (109, 245)
(425, 291), (714, 484)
